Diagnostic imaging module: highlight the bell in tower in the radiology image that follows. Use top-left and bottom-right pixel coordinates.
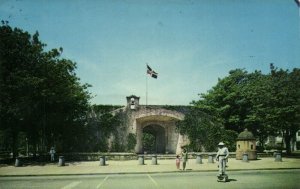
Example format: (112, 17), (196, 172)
(126, 95), (140, 110)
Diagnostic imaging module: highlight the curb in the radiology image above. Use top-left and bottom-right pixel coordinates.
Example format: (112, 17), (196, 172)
(1, 167), (300, 177)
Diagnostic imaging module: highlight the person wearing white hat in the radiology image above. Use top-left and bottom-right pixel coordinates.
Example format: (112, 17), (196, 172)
(50, 147), (56, 162)
(216, 142), (229, 177)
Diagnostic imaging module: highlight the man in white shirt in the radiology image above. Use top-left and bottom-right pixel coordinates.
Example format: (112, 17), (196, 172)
(216, 142), (229, 177)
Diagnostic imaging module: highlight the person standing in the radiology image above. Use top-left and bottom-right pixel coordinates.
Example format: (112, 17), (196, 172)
(50, 147), (55, 162)
(176, 155), (180, 170)
(181, 148), (188, 171)
(216, 142), (229, 176)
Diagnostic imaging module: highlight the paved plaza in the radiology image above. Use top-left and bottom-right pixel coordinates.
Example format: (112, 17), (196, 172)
(1, 157), (300, 176)
(1, 170), (299, 189)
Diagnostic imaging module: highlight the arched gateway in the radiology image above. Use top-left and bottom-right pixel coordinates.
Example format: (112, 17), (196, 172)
(142, 124), (165, 153)
(126, 95), (189, 154)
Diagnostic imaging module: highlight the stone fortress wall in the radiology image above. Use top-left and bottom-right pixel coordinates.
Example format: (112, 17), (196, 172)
(109, 95), (191, 154)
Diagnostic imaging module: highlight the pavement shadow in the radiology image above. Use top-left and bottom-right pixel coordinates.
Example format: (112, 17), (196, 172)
(68, 161), (82, 165)
(18, 161), (49, 166)
(227, 178), (237, 182)
(0, 164), (10, 167)
(250, 158), (262, 161)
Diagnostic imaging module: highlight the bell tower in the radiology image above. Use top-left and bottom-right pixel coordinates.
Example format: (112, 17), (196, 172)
(126, 95), (140, 110)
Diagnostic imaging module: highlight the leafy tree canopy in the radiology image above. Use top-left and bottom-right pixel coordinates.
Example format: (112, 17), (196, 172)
(0, 22), (91, 156)
(187, 66), (300, 154)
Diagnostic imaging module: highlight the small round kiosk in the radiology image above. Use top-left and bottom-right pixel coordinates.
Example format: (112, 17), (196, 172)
(236, 129), (257, 160)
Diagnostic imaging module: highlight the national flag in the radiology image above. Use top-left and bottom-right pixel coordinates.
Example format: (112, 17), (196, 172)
(295, 0), (300, 7)
(147, 64), (158, 79)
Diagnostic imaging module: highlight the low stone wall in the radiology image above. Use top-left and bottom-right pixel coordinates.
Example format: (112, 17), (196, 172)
(57, 153), (137, 161)
(0, 152), (292, 164)
(0, 155), (49, 164)
(191, 152), (236, 159)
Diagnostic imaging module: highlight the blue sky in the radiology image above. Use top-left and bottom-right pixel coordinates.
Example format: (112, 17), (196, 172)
(1, 0), (299, 105)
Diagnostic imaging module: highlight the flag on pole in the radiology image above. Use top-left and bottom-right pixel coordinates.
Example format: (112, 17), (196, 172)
(295, 0), (300, 7)
(147, 64), (158, 79)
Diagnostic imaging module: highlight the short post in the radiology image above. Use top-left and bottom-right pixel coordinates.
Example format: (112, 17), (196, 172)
(208, 153), (214, 163)
(242, 153), (249, 162)
(274, 151), (282, 162)
(151, 155), (157, 165)
(58, 156), (65, 166)
(100, 156), (106, 166)
(15, 157), (21, 167)
(196, 154), (203, 164)
(138, 155), (144, 165)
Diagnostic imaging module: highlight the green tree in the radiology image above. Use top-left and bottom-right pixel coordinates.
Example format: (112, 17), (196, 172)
(266, 66), (300, 154)
(177, 70), (251, 152)
(241, 71), (275, 150)
(176, 107), (237, 152)
(142, 132), (155, 153)
(0, 23), (44, 157)
(191, 66), (300, 154)
(193, 69), (251, 132)
(0, 23), (91, 156)
(193, 69), (279, 149)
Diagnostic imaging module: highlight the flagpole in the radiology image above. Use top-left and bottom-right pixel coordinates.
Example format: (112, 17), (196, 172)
(298, 7), (300, 39)
(297, 1), (300, 39)
(146, 64), (148, 109)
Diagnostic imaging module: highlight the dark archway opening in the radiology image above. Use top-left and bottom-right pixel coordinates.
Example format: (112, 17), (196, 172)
(142, 125), (165, 154)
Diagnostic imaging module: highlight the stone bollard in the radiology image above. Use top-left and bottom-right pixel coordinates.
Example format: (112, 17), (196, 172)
(138, 155), (144, 165)
(196, 154), (203, 164)
(208, 153), (214, 163)
(100, 156), (106, 166)
(242, 153), (249, 162)
(15, 158), (22, 167)
(151, 155), (157, 165)
(58, 156), (65, 166)
(274, 152), (282, 162)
